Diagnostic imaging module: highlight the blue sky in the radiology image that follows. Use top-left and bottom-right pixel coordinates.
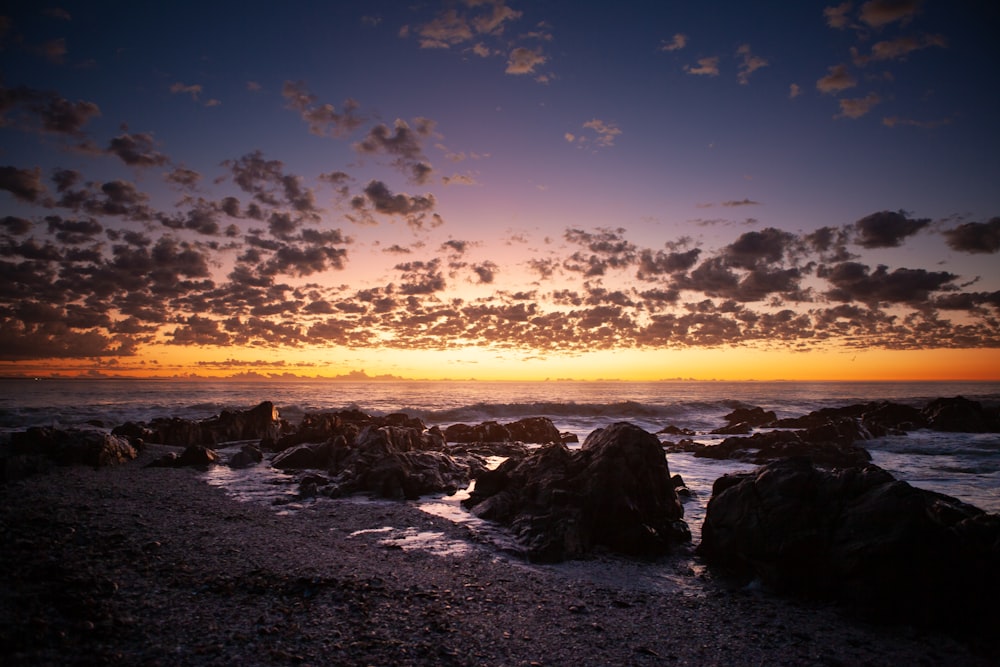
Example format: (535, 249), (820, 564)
(1, 0), (998, 379)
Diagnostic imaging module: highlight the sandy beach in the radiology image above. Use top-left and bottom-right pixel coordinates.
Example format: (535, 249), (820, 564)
(1, 443), (996, 666)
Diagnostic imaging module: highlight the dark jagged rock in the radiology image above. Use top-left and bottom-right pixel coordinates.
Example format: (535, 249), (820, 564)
(147, 445), (220, 468)
(271, 409), (430, 452)
(923, 396), (999, 433)
(271, 439), (339, 470)
(444, 417), (562, 444)
(657, 424), (695, 436)
(228, 443), (263, 468)
(698, 457), (1000, 630)
(120, 401), (287, 448)
(710, 422), (753, 435)
(693, 425), (871, 467)
(462, 422), (689, 562)
(445, 441), (531, 459)
(325, 426), (470, 500)
(2, 427), (137, 480)
(723, 406), (777, 427)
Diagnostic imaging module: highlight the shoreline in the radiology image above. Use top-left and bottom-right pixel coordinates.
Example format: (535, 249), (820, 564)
(2, 444), (996, 666)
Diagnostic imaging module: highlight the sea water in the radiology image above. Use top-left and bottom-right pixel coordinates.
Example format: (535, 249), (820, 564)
(2, 378), (998, 519)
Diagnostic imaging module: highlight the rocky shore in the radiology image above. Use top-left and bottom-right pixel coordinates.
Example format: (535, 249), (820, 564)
(1, 442), (997, 665)
(3, 396), (999, 665)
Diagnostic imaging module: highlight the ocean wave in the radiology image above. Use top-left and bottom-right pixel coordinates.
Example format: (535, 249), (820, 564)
(410, 399), (745, 425)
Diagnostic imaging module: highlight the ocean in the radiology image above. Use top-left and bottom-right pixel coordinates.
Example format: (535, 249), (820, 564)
(2, 378), (998, 529)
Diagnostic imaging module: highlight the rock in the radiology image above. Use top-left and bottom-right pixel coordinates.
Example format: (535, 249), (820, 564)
(444, 417), (562, 444)
(710, 422), (753, 435)
(271, 440), (337, 470)
(4, 428), (137, 476)
(147, 445), (220, 468)
(228, 443), (263, 468)
(123, 401), (286, 448)
(272, 410), (430, 452)
(723, 406), (776, 427)
(693, 428), (871, 467)
(922, 396), (999, 433)
(698, 457), (1000, 629)
(463, 422), (689, 562)
(327, 426), (471, 500)
(657, 424), (695, 436)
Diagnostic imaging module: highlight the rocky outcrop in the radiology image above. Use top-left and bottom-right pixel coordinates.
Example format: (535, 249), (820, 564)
(444, 417), (562, 444)
(698, 457), (1000, 629)
(2, 427), (138, 481)
(146, 445), (221, 468)
(463, 422), (689, 562)
(115, 401), (287, 448)
(668, 419), (872, 467)
(922, 396), (1000, 432)
(269, 409), (431, 452)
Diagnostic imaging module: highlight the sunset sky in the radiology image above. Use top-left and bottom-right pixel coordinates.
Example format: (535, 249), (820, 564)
(1, 0), (998, 381)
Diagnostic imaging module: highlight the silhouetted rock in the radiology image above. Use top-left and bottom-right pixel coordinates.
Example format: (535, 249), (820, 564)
(723, 406), (777, 427)
(699, 458), (1000, 630)
(444, 417), (561, 444)
(271, 410), (430, 451)
(693, 425), (871, 467)
(122, 401), (286, 448)
(228, 443), (263, 468)
(710, 422), (753, 435)
(147, 444), (220, 468)
(2, 427), (137, 480)
(923, 396), (999, 433)
(463, 422), (689, 562)
(657, 424), (695, 436)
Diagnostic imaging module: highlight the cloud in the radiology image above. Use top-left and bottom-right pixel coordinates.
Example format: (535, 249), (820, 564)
(824, 2), (854, 29)
(789, 83), (801, 99)
(816, 64), (857, 94)
(282, 80), (364, 138)
(853, 34), (947, 66)
(721, 198), (760, 207)
(853, 210), (931, 247)
(822, 262), (957, 304)
(354, 118), (436, 181)
(882, 115), (951, 129)
(107, 131), (170, 167)
(736, 44), (768, 85)
(0, 85), (102, 136)
(411, 1), (523, 49)
(684, 56), (720, 77)
(0, 165), (45, 202)
(858, 0), (920, 28)
(942, 218), (1000, 254)
(835, 92), (880, 119)
(165, 167), (201, 189)
(566, 119), (622, 149)
(506, 46), (547, 75)
(659, 33), (687, 52)
(170, 82), (203, 101)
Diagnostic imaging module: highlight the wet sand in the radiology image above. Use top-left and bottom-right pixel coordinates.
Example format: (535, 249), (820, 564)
(2, 444), (995, 666)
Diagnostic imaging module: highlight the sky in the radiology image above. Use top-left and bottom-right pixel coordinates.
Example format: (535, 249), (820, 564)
(1, 0), (999, 381)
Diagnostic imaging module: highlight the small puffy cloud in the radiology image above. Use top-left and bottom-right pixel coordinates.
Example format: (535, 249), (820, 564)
(0, 85), (101, 136)
(942, 217), (1000, 254)
(41, 38), (68, 64)
(442, 173), (479, 186)
(816, 64), (857, 94)
(736, 44), (768, 85)
(882, 115), (951, 129)
(822, 262), (956, 305)
(854, 210), (930, 247)
(684, 56), (720, 77)
(659, 33), (687, 52)
(355, 118), (433, 160)
(506, 46), (546, 75)
(282, 80), (363, 138)
(722, 198), (760, 207)
(824, 2), (853, 29)
(107, 131), (170, 167)
(835, 91), (880, 119)
(0, 165), (45, 202)
(789, 83), (801, 99)
(858, 0), (920, 28)
(566, 118), (622, 148)
(169, 82), (203, 101)
(165, 166), (201, 189)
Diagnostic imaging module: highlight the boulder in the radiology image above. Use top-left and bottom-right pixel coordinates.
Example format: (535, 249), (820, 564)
(228, 443), (264, 468)
(271, 410), (431, 451)
(923, 396), (999, 433)
(122, 401), (287, 448)
(698, 457), (1000, 629)
(2, 427), (137, 480)
(271, 440), (338, 470)
(693, 427), (871, 467)
(444, 417), (562, 444)
(325, 426), (471, 500)
(722, 406), (776, 427)
(463, 422), (689, 562)
(147, 444), (220, 468)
